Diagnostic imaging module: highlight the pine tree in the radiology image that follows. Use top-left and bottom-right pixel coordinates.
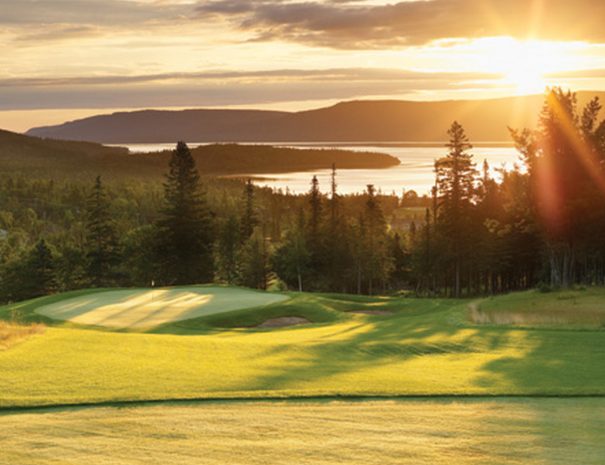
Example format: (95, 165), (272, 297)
(238, 228), (269, 290)
(434, 122), (477, 297)
(156, 142), (214, 285)
(308, 175), (322, 239)
(84, 176), (120, 287)
(240, 179), (257, 242)
(306, 175), (325, 288)
(28, 239), (57, 297)
(324, 165), (351, 291)
(273, 210), (310, 292)
(363, 185), (392, 294)
(216, 214), (240, 284)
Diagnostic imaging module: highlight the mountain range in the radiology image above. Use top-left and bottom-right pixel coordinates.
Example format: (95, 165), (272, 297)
(26, 92), (605, 144)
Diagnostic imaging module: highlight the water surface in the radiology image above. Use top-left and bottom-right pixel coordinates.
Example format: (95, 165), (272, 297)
(112, 142), (521, 195)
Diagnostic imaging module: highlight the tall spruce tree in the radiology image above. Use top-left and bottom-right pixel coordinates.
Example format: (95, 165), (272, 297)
(363, 184), (392, 294)
(306, 175), (325, 287)
(27, 239), (57, 298)
(156, 142), (214, 285)
(324, 165), (350, 291)
(85, 176), (120, 287)
(273, 209), (310, 292)
(238, 227), (269, 290)
(434, 122), (477, 297)
(240, 179), (257, 242)
(216, 214), (240, 284)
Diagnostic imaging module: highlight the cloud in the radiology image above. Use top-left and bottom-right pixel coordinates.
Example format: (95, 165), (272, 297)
(0, 0), (190, 26)
(0, 68), (499, 87)
(196, 0), (605, 48)
(546, 68), (605, 79)
(13, 25), (102, 43)
(0, 67), (502, 110)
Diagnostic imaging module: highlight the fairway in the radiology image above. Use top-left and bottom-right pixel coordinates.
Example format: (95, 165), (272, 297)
(2, 398), (604, 465)
(2, 288), (605, 408)
(34, 287), (289, 329)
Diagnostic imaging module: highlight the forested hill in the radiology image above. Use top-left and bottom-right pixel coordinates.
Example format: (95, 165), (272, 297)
(26, 92), (605, 144)
(0, 130), (398, 178)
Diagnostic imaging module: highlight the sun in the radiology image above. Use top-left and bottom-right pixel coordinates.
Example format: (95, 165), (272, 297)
(478, 37), (556, 95)
(504, 66), (546, 95)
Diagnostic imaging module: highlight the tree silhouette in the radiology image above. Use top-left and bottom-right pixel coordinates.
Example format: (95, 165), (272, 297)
(156, 142), (214, 285)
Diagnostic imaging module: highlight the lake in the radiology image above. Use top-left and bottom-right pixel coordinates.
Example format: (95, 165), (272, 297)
(111, 142), (521, 195)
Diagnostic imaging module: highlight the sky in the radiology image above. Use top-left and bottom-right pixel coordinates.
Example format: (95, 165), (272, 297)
(2, 0), (605, 132)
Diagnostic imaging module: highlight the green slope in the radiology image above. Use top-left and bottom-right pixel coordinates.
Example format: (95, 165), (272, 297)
(0, 288), (604, 408)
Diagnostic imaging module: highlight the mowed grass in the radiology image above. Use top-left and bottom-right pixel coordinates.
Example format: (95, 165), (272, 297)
(2, 398), (605, 465)
(35, 286), (289, 329)
(0, 287), (605, 407)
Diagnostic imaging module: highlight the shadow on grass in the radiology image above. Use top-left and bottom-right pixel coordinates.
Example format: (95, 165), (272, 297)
(238, 295), (605, 395)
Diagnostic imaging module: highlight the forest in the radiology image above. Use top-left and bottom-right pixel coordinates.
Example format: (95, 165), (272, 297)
(1, 88), (605, 302)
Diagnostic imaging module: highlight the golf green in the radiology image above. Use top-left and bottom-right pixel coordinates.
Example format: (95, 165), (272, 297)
(34, 287), (289, 329)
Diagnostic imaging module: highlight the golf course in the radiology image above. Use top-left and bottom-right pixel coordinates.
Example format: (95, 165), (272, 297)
(1, 285), (605, 464)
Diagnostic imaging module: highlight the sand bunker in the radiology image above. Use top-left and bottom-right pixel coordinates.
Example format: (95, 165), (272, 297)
(257, 317), (311, 328)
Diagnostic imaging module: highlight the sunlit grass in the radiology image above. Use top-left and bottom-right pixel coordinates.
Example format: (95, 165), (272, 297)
(2, 398), (605, 465)
(0, 288), (604, 408)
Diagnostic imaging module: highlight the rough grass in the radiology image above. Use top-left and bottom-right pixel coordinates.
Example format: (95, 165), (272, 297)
(470, 288), (605, 328)
(2, 398), (604, 465)
(1, 288), (605, 408)
(0, 321), (45, 350)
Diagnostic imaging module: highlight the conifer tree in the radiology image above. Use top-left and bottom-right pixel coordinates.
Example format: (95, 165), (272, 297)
(363, 185), (392, 294)
(238, 227), (269, 289)
(28, 239), (57, 297)
(305, 175), (325, 287)
(240, 179), (257, 242)
(324, 165), (351, 291)
(156, 142), (214, 285)
(216, 214), (240, 284)
(85, 176), (120, 287)
(273, 209), (310, 292)
(434, 122), (477, 297)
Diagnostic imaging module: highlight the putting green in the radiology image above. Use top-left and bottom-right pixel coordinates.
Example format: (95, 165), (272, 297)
(35, 287), (289, 329)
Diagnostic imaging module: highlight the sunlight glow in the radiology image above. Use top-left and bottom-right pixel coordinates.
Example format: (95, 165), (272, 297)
(480, 38), (561, 95)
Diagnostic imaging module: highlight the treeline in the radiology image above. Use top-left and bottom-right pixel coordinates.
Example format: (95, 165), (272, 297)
(0, 142), (405, 301)
(2, 88), (605, 302)
(0, 129), (398, 179)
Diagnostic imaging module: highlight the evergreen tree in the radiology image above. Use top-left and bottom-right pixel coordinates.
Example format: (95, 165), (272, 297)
(324, 165), (351, 291)
(238, 227), (269, 289)
(216, 214), (240, 284)
(273, 210), (310, 291)
(27, 239), (57, 298)
(240, 179), (257, 242)
(305, 175), (325, 287)
(308, 175), (322, 239)
(84, 176), (120, 287)
(156, 142), (214, 285)
(363, 185), (392, 294)
(434, 122), (477, 297)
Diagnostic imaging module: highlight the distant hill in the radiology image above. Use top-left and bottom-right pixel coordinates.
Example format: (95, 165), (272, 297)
(0, 129), (398, 179)
(26, 92), (605, 144)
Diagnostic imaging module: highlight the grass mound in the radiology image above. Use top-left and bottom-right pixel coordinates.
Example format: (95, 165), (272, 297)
(470, 288), (605, 328)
